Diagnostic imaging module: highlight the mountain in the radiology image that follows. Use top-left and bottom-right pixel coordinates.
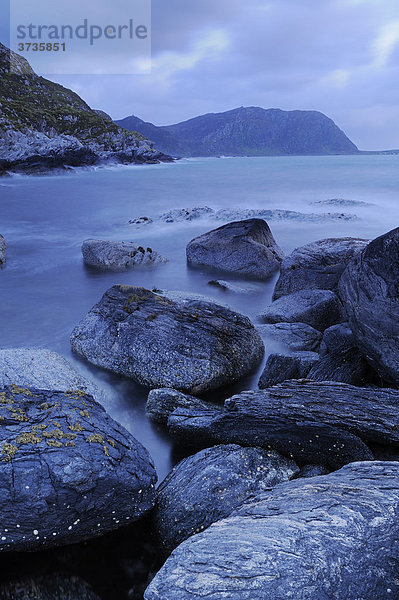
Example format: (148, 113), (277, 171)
(0, 44), (172, 174)
(116, 107), (359, 157)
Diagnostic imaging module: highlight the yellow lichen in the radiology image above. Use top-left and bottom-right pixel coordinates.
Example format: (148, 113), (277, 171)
(1, 443), (18, 462)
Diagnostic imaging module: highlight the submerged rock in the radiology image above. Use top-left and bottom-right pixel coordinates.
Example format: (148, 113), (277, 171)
(145, 462), (399, 600)
(146, 388), (221, 425)
(70, 286), (264, 394)
(154, 445), (298, 552)
(208, 280), (259, 294)
(259, 289), (343, 331)
(339, 227), (399, 385)
(0, 348), (99, 398)
(81, 240), (167, 271)
(273, 237), (368, 299)
(0, 235), (5, 265)
(259, 351), (319, 388)
(257, 322), (322, 352)
(186, 219), (283, 280)
(0, 574), (100, 600)
(0, 386), (157, 552)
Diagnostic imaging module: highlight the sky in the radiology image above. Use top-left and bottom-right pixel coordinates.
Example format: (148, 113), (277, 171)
(2, 0), (399, 149)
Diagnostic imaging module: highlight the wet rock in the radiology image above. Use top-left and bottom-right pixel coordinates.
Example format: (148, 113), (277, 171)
(258, 351), (319, 388)
(70, 286), (264, 395)
(0, 235), (5, 265)
(145, 461), (399, 600)
(0, 386), (157, 552)
(81, 240), (167, 271)
(257, 322), (322, 352)
(307, 348), (376, 386)
(311, 198), (372, 207)
(186, 219), (283, 280)
(208, 280), (259, 294)
(0, 349), (99, 399)
(339, 227), (399, 385)
(0, 574), (100, 600)
(259, 289), (343, 331)
(154, 444), (298, 552)
(166, 382), (377, 469)
(146, 388), (221, 425)
(273, 238), (368, 299)
(160, 207), (214, 223)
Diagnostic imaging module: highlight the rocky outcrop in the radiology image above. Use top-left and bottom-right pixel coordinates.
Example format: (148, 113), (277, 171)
(0, 349), (99, 398)
(146, 388), (221, 425)
(154, 445), (298, 552)
(166, 385), (375, 469)
(259, 289), (343, 331)
(70, 286), (264, 394)
(0, 574), (100, 600)
(257, 322), (322, 352)
(0, 235), (5, 265)
(81, 240), (167, 271)
(273, 238), (368, 299)
(186, 219), (283, 280)
(145, 462), (399, 600)
(259, 352), (319, 388)
(0, 386), (157, 551)
(339, 227), (399, 385)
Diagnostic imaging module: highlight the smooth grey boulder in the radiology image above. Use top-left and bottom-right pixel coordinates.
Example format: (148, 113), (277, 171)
(186, 219), (284, 279)
(145, 461), (399, 600)
(0, 386), (157, 552)
(154, 444), (298, 552)
(273, 237), (368, 299)
(0, 574), (100, 600)
(70, 286), (264, 395)
(146, 388), (221, 425)
(319, 322), (354, 356)
(0, 234), (5, 265)
(258, 351), (319, 388)
(257, 322), (322, 352)
(339, 227), (399, 385)
(81, 239), (167, 271)
(307, 348), (376, 386)
(0, 348), (100, 398)
(259, 289), (343, 331)
(166, 385), (375, 469)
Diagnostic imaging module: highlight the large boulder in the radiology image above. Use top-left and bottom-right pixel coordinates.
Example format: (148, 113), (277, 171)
(339, 227), (399, 385)
(146, 388), (221, 425)
(145, 462), (399, 600)
(0, 348), (99, 398)
(165, 384), (376, 469)
(258, 351), (319, 388)
(307, 348), (376, 386)
(186, 219), (283, 279)
(273, 237), (368, 299)
(70, 286), (264, 394)
(319, 322), (355, 356)
(257, 322), (322, 352)
(0, 235), (5, 265)
(81, 239), (167, 271)
(0, 386), (157, 551)
(259, 289), (343, 331)
(154, 445), (298, 552)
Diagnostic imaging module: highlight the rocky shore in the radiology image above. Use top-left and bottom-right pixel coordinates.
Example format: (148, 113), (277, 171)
(1, 220), (399, 599)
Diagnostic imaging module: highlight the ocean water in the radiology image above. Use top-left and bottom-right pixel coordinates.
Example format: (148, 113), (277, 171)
(0, 154), (398, 482)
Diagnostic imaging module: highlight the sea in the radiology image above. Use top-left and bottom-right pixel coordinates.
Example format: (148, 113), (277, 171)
(0, 154), (398, 482)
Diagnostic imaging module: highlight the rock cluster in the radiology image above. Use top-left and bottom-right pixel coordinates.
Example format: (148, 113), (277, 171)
(81, 240), (168, 271)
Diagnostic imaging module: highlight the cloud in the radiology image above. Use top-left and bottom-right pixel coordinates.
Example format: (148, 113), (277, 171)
(372, 19), (399, 67)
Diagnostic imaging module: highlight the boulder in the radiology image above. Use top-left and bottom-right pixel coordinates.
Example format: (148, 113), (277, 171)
(154, 445), (298, 552)
(297, 464), (329, 478)
(70, 286), (264, 395)
(166, 383), (376, 469)
(145, 462), (399, 600)
(259, 289), (343, 331)
(273, 237), (368, 299)
(81, 240), (167, 271)
(307, 348), (376, 386)
(146, 388), (221, 425)
(0, 235), (5, 265)
(0, 575), (100, 600)
(339, 227), (399, 385)
(257, 322), (322, 352)
(0, 349), (99, 398)
(319, 322), (354, 356)
(258, 351), (319, 388)
(186, 219), (283, 280)
(0, 386), (157, 551)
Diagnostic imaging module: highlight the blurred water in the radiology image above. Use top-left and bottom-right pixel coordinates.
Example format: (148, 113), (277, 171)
(0, 154), (398, 481)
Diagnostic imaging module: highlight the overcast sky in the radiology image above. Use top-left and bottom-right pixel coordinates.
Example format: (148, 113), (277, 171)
(3, 0), (399, 149)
